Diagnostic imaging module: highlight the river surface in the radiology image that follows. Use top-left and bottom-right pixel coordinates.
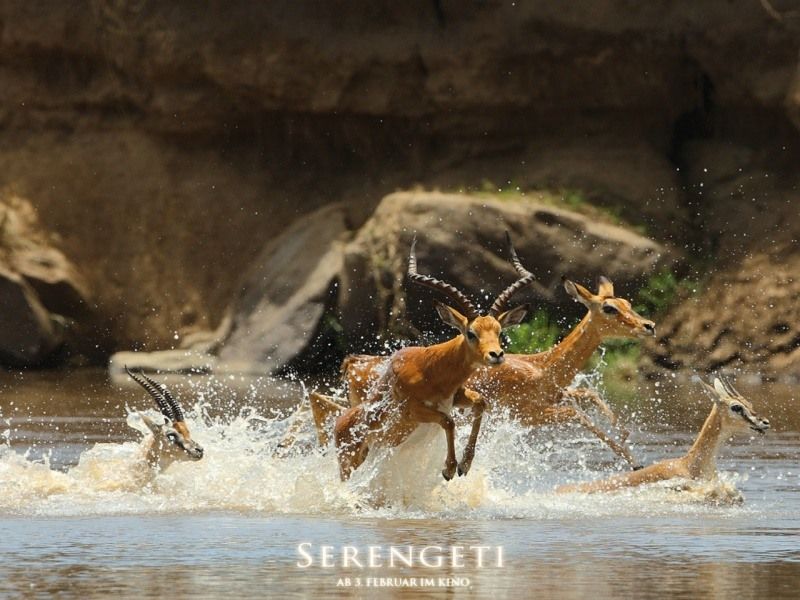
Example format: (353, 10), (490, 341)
(0, 369), (798, 599)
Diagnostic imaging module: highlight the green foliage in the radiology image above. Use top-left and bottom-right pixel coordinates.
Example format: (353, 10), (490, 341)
(634, 269), (702, 317)
(320, 313), (345, 353)
(473, 182), (648, 234)
(504, 309), (561, 353)
(561, 188), (587, 210)
(591, 339), (642, 401)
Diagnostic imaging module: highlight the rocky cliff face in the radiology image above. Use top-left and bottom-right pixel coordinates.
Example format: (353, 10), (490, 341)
(0, 2), (798, 373)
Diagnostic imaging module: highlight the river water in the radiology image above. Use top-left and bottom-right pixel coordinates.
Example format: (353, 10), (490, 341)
(0, 369), (798, 598)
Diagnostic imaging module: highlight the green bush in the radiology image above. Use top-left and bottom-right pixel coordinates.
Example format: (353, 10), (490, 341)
(635, 269), (701, 317)
(504, 309), (562, 354)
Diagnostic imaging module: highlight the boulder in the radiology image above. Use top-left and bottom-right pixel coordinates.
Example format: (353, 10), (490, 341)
(108, 350), (218, 377)
(339, 191), (681, 350)
(0, 196), (91, 366)
(428, 137), (688, 243)
(217, 203), (350, 373)
(0, 268), (64, 366)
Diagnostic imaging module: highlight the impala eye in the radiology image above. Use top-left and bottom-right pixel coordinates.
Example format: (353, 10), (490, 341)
(167, 432), (178, 442)
(731, 404), (744, 414)
(466, 330), (478, 341)
(602, 304), (619, 315)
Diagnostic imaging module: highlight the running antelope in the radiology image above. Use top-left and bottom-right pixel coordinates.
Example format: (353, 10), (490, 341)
(556, 378), (769, 494)
(325, 235), (653, 467)
(333, 238), (531, 481)
(125, 366), (204, 470)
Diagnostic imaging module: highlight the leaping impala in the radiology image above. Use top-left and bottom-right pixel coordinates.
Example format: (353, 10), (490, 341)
(125, 366), (204, 470)
(325, 234), (654, 467)
(556, 377), (769, 494)
(333, 238), (531, 481)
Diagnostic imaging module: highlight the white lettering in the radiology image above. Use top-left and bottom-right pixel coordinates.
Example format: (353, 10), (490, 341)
(419, 546), (444, 568)
(368, 546), (383, 568)
(296, 542), (313, 568)
(320, 545), (334, 568)
(342, 546), (362, 568)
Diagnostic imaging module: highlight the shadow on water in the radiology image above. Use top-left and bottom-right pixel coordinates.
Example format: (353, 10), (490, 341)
(0, 368), (799, 598)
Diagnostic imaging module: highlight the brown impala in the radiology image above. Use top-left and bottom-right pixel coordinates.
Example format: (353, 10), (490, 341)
(557, 378), (769, 494)
(317, 234), (654, 469)
(333, 238), (531, 481)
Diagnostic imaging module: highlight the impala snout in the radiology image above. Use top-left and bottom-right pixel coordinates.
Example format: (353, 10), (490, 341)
(184, 442), (204, 460)
(750, 417), (770, 434)
(642, 320), (656, 336)
(487, 349), (505, 365)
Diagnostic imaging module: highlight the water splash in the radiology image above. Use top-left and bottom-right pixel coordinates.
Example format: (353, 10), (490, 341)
(0, 380), (754, 518)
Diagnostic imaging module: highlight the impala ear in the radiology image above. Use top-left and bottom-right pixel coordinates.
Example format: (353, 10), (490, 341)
(597, 276), (614, 297)
(713, 378), (729, 398)
(435, 301), (468, 333)
(139, 412), (165, 435)
(563, 277), (595, 307)
(699, 379), (725, 405)
(497, 304), (529, 328)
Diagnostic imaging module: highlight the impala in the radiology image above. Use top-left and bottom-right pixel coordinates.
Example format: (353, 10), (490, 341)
(556, 377), (769, 494)
(125, 366), (204, 470)
(329, 235), (653, 467)
(333, 238), (531, 481)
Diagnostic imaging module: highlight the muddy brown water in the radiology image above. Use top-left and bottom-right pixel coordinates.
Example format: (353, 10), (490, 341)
(0, 368), (798, 599)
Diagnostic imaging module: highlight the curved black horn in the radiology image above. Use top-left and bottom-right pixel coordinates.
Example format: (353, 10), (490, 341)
(489, 232), (537, 316)
(407, 237), (480, 320)
(125, 365), (175, 421)
(504, 230), (533, 279)
(138, 371), (185, 423)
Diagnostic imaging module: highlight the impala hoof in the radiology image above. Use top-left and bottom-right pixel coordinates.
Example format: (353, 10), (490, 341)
(457, 460), (472, 477)
(442, 464), (457, 481)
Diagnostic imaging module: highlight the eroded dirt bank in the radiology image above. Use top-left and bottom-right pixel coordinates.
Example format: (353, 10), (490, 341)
(0, 2), (798, 374)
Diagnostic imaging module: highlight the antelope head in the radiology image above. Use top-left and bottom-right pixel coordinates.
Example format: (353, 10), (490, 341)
(563, 275), (656, 338)
(408, 236), (530, 366)
(125, 366), (204, 462)
(701, 377), (770, 435)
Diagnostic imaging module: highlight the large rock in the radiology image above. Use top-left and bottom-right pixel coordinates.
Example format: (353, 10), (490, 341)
(109, 203), (351, 375)
(0, 1), (798, 374)
(427, 137), (688, 242)
(0, 197), (90, 366)
(339, 191), (681, 349)
(0, 268), (63, 366)
(648, 245), (800, 376)
(1, 3), (796, 131)
(217, 204), (350, 373)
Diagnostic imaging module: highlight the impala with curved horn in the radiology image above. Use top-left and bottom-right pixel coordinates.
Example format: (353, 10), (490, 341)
(334, 232), (653, 468)
(556, 377), (769, 494)
(333, 237), (531, 481)
(125, 366), (204, 470)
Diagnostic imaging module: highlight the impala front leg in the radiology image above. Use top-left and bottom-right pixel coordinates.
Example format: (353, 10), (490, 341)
(334, 405), (371, 481)
(409, 403), (458, 481)
(453, 387), (486, 476)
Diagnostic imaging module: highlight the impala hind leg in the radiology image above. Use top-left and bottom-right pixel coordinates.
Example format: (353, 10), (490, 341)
(546, 405), (641, 469)
(564, 388), (631, 444)
(309, 392), (347, 447)
(453, 387), (486, 477)
(333, 405), (371, 481)
(408, 403), (458, 481)
(274, 405), (313, 457)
